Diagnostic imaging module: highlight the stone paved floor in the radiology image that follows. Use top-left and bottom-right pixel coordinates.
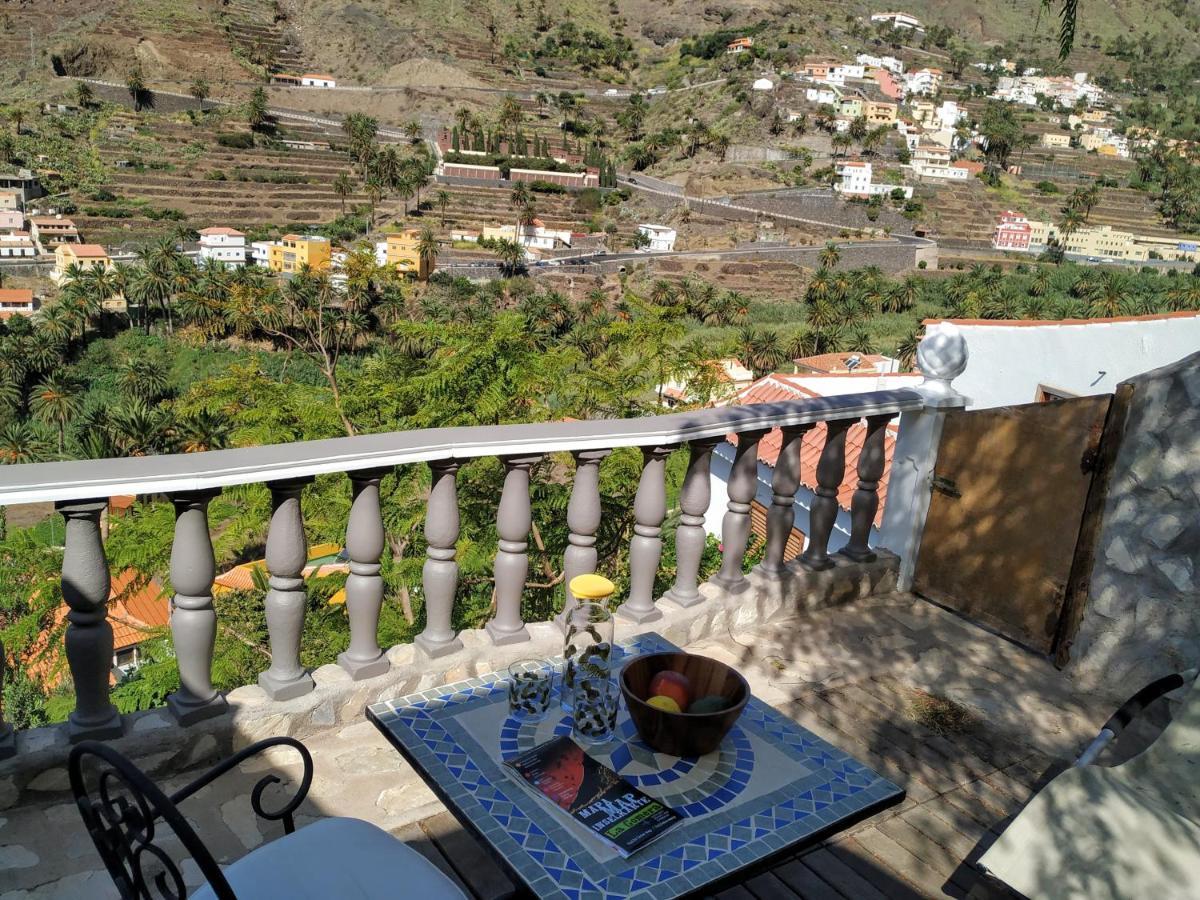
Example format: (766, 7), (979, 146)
(0, 594), (1117, 899)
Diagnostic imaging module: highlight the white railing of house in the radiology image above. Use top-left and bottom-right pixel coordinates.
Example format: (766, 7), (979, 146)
(0, 327), (969, 754)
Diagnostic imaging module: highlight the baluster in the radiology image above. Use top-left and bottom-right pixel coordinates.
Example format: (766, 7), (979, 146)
(57, 499), (122, 741)
(754, 425), (814, 579)
(486, 454), (540, 646)
(617, 445), (674, 623)
(166, 489), (228, 725)
(556, 449), (610, 632)
(800, 419), (854, 571)
(416, 460), (464, 658)
(841, 415), (894, 562)
(0, 639), (14, 758)
(710, 429), (769, 593)
(664, 438), (720, 608)
(338, 468), (391, 679)
(258, 478), (315, 700)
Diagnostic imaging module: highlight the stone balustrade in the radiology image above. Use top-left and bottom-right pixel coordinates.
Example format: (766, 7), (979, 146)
(0, 331), (971, 761)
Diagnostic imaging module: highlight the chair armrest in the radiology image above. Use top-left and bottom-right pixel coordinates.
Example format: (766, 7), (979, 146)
(1074, 668), (1197, 767)
(170, 736), (314, 834)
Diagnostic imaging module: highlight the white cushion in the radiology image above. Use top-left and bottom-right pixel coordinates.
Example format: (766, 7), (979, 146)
(190, 817), (468, 900)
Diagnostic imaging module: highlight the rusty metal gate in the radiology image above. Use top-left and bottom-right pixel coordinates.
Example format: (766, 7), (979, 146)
(913, 394), (1119, 657)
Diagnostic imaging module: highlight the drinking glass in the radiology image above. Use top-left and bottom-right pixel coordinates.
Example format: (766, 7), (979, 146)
(572, 676), (620, 745)
(507, 658), (552, 718)
(561, 601), (614, 712)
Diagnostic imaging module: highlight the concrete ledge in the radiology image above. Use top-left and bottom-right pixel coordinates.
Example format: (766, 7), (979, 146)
(0, 552), (897, 810)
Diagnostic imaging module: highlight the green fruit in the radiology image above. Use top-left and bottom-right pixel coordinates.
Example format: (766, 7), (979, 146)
(690, 695), (729, 714)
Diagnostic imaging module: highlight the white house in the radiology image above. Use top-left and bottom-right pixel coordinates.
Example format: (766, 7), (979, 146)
(928, 314), (1200, 410)
(0, 231), (36, 257)
(856, 53), (904, 75)
(482, 221), (572, 251)
(904, 68), (943, 97)
(250, 241), (275, 267)
(197, 227), (246, 267)
(637, 224), (677, 253)
(834, 63), (866, 81)
(752, 77), (775, 92)
(804, 86), (842, 106)
(870, 11), (924, 31)
(300, 74), (336, 88)
(911, 145), (969, 179)
(834, 161), (913, 199)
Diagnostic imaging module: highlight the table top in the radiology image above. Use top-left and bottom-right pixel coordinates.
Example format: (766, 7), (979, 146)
(367, 632), (903, 900)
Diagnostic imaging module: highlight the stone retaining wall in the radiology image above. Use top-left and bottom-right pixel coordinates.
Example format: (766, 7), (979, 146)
(0, 555), (897, 811)
(1066, 350), (1200, 696)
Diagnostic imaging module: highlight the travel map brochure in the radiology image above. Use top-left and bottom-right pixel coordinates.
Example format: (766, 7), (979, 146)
(504, 735), (682, 858)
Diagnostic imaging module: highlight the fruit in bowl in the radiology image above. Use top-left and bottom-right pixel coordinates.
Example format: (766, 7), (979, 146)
(620, 652), (749, 757)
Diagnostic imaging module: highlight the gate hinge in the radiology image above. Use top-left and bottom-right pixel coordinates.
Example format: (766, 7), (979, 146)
(931, 474), (961, 498)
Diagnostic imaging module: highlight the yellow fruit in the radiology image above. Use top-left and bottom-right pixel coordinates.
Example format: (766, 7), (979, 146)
(646, 695), (682, 713)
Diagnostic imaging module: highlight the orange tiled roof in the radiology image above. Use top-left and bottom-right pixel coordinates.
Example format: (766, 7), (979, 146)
(793, 352), (890, 373)
(728, 375), (898, 525)
(198, 226), (245, 236)
(0, 288), (33, 304)
(25, 569), (170, 688)
(67, 244), (108, 258)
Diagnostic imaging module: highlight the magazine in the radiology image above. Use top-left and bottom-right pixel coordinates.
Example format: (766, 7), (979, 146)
(504, 735), (682, 858)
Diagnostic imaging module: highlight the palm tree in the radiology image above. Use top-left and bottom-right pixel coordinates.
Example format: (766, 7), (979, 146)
(0, 421), (50, 464)
(818, 242), (841, 269)
(332, 172), (355, 215)
(177, 410), (229, 453)
(492, 238), (526, 277)
(246, 87), (269, 132)
(189, 77), (209, 112)
(735, 327), (787, 378)
(74, 80), (94, 109)
(416, 226), (438, 281)
(435, 189), (451, 226)
(126, 66), (147, 111)
(30, 373), (82, 453)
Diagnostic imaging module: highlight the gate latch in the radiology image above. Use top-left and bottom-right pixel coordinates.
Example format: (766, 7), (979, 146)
(931, 475), (961, 498)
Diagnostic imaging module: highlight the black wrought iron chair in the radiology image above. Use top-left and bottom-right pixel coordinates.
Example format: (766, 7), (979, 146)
(70, 737), (468, 900)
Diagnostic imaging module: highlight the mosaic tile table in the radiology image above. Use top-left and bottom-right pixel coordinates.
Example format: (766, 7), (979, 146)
(367, 632), (904, 900)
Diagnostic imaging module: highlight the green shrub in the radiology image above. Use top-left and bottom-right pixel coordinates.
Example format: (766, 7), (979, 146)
(529, 180), (567, 194)
(1035, 180), (1059, 194)
(205, 169), (227, 181)
(217, 132), (255, 149)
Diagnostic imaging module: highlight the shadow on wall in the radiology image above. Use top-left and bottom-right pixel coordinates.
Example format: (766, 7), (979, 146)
(1067, 349), (1200, 695)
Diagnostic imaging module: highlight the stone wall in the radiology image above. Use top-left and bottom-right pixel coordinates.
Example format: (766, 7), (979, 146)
(0, 555), (898, 811)
(1066, 350), (1200, 696)
(735, 192), (916, 236)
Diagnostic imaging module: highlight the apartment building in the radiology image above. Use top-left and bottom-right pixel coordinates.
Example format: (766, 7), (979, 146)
(198, 227), (247, 267)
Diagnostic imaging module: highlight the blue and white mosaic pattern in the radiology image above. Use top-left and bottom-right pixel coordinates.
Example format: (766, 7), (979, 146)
(368, 633), (902, 900)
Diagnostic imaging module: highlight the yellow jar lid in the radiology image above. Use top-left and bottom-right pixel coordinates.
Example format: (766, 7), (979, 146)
(569, 573), (615, 600)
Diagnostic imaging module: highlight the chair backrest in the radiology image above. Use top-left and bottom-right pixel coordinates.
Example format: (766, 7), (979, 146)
(69, 740), (238, 900)
(1122, 670), (1200, 824)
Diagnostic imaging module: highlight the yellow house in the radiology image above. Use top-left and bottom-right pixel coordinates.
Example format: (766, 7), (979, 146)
(865, 101), (897, 124)
(53, 243), (112, 285)
(1040, 132), (1071, 149)
(268, 234), (331, 274)
(385, 228), (429, 279)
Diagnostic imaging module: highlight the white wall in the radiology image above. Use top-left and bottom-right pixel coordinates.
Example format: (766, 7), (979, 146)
(946, 315), (1200, 409)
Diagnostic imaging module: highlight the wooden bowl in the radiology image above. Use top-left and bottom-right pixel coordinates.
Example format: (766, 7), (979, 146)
(620, 652), (749, 757)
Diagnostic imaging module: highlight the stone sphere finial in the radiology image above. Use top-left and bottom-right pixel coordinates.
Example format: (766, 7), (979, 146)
(917, 322), (968, 397)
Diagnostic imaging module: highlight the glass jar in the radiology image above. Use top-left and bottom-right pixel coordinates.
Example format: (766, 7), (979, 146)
(561, 575), (615, 712)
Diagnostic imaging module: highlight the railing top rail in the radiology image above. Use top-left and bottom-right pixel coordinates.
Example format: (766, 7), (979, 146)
(0, 390), (923, 506)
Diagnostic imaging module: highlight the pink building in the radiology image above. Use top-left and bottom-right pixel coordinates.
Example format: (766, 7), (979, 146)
(874, 69), (903, 100)
(992, 210), (1033, 252)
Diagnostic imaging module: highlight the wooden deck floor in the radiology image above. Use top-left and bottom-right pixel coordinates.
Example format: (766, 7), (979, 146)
(400, 672), (1065, 900)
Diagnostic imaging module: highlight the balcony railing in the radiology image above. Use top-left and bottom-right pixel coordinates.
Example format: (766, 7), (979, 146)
(0, 327), (968, 755)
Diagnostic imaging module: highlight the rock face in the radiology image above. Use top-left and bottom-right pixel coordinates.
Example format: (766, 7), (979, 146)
(1067, 350), (1200, 696)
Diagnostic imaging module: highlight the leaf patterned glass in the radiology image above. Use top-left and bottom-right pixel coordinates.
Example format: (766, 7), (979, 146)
(572, 676), (620, 745)
(561, 602), (614, 712)
(507, 658), (552, 718)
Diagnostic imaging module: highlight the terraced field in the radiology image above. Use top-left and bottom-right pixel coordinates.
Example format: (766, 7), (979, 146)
(220, 0), (305, 73)
(78, 115), (378, 239)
